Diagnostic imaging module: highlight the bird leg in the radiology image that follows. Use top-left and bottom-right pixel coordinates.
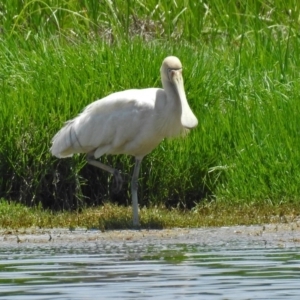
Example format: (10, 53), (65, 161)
(86, 155), (123, 193)
(131, 158), (142, 228)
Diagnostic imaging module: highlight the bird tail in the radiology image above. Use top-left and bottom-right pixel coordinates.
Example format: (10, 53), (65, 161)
(50, 121), (76, 158)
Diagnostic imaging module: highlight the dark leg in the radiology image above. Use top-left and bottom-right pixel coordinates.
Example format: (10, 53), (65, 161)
(131, 158), (143, 227)
(87, 154), (123, 192)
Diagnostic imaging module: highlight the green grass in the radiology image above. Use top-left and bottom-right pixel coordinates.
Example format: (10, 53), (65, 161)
(1, 0), (300, 217)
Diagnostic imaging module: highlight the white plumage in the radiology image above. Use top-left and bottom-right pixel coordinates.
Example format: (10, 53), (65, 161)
(51, 56), (198, 227)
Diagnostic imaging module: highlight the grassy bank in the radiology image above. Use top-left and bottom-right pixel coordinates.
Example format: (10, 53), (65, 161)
(0, 199), (299, 230)
(0, 0), (300, 214)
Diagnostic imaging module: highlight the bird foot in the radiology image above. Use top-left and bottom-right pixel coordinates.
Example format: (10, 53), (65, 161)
(112, 169), (123, 193)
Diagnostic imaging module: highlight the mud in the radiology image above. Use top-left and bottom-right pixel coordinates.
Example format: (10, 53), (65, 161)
(1, 220), (300, 249)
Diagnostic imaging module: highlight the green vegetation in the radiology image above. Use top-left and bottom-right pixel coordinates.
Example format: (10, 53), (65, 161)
(0, 1), (300, 224)
(0, 199), (298, 229)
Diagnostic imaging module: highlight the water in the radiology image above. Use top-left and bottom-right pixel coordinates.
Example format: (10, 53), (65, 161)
(0, 227), (300, 299)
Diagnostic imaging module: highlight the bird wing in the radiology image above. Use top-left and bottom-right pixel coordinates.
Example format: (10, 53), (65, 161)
(50, 88), (162, 158)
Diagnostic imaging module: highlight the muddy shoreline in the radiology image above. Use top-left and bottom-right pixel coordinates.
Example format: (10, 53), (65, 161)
(1, 221), (300, 249)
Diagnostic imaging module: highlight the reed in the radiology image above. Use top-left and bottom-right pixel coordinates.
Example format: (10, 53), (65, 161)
(0, 0), (300, 210)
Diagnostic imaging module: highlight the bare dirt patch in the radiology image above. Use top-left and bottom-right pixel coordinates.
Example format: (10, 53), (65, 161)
(1, 221), (300, 249)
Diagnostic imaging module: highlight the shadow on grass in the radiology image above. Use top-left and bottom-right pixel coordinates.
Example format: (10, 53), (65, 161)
(98, 216), (164, 230)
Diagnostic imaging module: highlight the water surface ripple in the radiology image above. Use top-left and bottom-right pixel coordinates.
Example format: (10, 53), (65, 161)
(0, 227), (300, 299)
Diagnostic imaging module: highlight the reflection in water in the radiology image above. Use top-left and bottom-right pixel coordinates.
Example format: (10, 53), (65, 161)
(0, 240), (300, 299)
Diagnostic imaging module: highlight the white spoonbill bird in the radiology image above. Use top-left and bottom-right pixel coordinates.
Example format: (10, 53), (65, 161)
(50, 56), (198, 227)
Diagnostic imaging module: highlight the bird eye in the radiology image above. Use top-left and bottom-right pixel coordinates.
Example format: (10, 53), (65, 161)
(167, 68), (182, 81)
(167, 70), (174, 81)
